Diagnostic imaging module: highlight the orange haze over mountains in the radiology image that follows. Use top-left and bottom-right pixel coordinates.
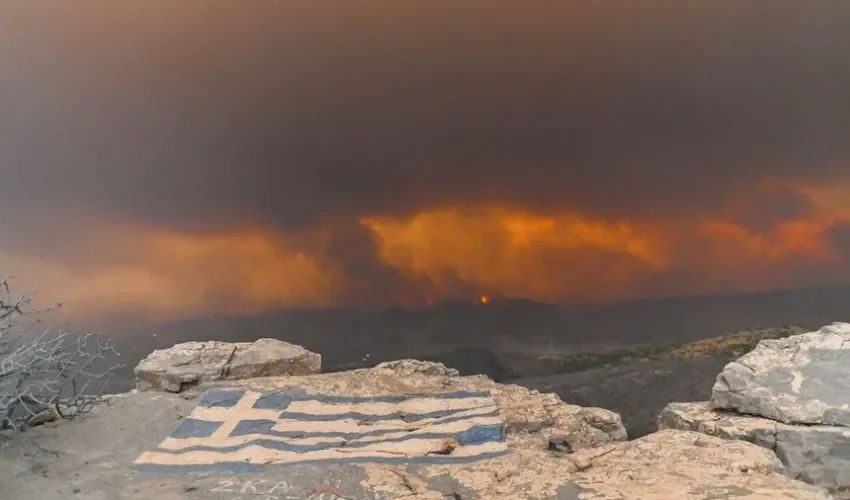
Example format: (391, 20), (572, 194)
(5, 181), (850, 323)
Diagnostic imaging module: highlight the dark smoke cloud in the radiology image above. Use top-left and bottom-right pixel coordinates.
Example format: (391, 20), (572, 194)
(301, 220), (437, 306)
(1, 1), (850, 313)
(1, 1), (849, 237)
(725, 185), (817, 232)
(826, 221), (850, 264)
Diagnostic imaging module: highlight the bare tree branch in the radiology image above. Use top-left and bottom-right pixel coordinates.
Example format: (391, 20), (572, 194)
(0, 276), (123, 433)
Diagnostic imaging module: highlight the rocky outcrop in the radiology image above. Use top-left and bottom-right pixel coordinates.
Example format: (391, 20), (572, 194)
(711, 322), (850, 425)
(133, 338), (321, 392)
(659, 322), (850, 496)
(659, 401), (850, 491)
(0, 358), (829, 499)
(659, 402), (778, 449)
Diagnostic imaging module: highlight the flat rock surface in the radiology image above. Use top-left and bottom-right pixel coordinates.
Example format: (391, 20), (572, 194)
(0, 362), (830, 499)
(659, 401), (850, 495)
(658, 402), (779, 448)
(711, 322), (850, 426)
(134, 339), (321, 392)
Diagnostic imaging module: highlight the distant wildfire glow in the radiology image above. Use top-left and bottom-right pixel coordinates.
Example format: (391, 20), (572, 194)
(4, 181), (850, 324)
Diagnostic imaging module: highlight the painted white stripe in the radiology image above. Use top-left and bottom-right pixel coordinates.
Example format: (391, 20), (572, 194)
(190, 393), (495, 422)
(267, 405), (499, 434)
(284, 397), (496, 416)
(158, 415), (503, 450)
(135, 440), (507, 466)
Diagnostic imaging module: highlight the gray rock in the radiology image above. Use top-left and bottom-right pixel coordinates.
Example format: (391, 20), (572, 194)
(660, 401), (850, 494)
(225, 338), (320, 378)
(711, 321), (850, 426)
(658, 402), (779, 449)
(777, 424), (850, 492)
(133, 338), (320, 392)
(372, 358), (461, 378)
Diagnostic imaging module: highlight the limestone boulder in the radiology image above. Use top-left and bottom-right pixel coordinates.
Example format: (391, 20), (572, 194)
(659, 322), (850, 496)
(659, 401), (850, 491)
(711, 322), (850, 426)
(133, 338), (321, 392)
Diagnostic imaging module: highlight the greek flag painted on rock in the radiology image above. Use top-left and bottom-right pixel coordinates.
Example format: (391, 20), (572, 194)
(134, 389), (508, 472)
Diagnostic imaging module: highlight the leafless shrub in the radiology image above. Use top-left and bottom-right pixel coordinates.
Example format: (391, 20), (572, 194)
(0, 275), (123, 433)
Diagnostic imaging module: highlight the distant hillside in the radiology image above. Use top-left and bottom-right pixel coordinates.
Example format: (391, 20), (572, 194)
(118, 283), (848, 357)
(510, 326), (809, 438)
(106, 284), (850, 393)
(498, 325), (808, 378)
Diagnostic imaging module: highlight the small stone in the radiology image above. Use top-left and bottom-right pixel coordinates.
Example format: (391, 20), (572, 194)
(372, 359), (460, 378)
(548, 435), (574, 454)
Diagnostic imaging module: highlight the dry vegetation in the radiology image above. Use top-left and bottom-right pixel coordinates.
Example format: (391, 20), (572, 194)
(0, 276), (122, 437)
(666, 326), (807, 359)
(507, 325), (809, 377)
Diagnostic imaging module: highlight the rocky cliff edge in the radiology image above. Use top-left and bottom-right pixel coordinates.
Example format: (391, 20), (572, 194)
(0, 338), (831, 499)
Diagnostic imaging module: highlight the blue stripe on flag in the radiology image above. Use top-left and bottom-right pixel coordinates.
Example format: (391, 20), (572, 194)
(153, 424), (504, 455)
(226, 409), (501, 440)
(197, 390), (493, 409)
(276, 406), (485, 422)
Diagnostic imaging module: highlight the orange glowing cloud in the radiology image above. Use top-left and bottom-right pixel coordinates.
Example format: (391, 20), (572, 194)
(362, 209), (667, 303)
(4, 181), (850, 324)
(0, 225), (340, 323)
(358, 180), (850, 303)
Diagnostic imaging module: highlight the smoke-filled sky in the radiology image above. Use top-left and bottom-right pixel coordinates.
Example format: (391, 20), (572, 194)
(1, 1), (850, 323)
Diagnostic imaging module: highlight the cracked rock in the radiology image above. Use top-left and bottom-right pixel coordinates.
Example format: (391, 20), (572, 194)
(133, 339), (321, 392)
